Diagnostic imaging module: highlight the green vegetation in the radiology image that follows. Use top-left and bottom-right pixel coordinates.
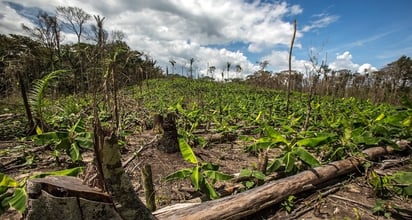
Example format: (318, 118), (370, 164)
(165, 139), (233, 199)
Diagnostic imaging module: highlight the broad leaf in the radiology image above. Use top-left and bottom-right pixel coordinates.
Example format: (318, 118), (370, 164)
(178, 138), (198, 164)
(267, 158), (282, 172)
(294, 147), (320, 167)
(75, 132), (94, 149)
(71, 118), (86, 133)
(392, 171), (412, 185)
(0, 174), (18, 189)
(284, 152), (296, 173)
(8, 188), (26, 213)
(239, 169), (265, 180)
(203, 179), (219, 199)
(191, 166), (201, 191)
(203, 170), (233, 182)
(265, 126), (289, 145)
(201, 163), (219, 171)
(164, 168), (192, 181)
(69, 143), (81, 162)
(296, 135), (333, 148)
(30, 167), (84, 178)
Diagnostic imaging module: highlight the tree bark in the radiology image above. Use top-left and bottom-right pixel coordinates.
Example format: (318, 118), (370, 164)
(100, 133), (156, 220)
(25, 176), (121, 220)
(153, 143), (409, 220)
(157, 112), (179, 153)
(17, 70), (35, 134)
(142, 164), (156, 212)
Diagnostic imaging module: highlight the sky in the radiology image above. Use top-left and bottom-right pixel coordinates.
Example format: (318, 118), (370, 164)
(1, 0), (411, 79)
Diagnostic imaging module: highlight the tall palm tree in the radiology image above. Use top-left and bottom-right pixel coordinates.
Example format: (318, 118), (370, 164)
(226, 62), (231, 80)
(235, 64), (242, 78)
(189, 58), (195, 79)
(209, 66), (216, 78)
(169, 59), (176, 75)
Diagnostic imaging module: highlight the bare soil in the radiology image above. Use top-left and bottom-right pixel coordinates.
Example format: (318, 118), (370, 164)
(1, 128), (411, 220)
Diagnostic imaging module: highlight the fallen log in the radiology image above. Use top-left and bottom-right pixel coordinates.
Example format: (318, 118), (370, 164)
(154, 142), (410, 220)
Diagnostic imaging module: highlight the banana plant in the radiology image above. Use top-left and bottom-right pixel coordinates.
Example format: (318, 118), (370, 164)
(29, 118), (93, 163)
(165, 138), (233, 199)
(0, 173), (26, 215)
(246, 126), (323, 174)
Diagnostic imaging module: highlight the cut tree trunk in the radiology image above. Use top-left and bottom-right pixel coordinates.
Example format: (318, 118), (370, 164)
(25, 176), (121, 220)
(157, 112), (179, 153)
(153, 142), (410, 220)
(99, 133), (156, 220)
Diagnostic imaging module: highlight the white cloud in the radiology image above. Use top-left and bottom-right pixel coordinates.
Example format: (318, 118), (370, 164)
(261, 50), (310, 73)
(261, 50), (378, 75)
(329, 51), (377, 73)
(329, 51), (359, 72)
(357, 63), (377, 74)
(302, 14), (339, 32)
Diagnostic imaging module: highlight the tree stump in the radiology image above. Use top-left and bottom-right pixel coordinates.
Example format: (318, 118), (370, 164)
(25, 176), (121, 220)
(157, 112), (179, 153)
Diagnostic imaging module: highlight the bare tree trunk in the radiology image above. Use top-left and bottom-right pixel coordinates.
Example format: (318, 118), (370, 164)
(17, 70), (35, 133)
(142, 164), (156, 212)
(285, 19), (297, 116)
(157, 112), (179, 153)
(100, 132), (155, 220)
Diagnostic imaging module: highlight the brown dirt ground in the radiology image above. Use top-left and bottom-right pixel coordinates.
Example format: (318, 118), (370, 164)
(1, 129), (411, 220)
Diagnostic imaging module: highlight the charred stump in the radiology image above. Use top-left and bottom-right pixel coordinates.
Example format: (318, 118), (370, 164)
(157, 112), (179, 153)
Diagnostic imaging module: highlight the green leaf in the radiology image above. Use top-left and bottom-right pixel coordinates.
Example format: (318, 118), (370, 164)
(30, 167), (84, 179)
(69, 143), (81, 162)
(201, 163), (219, 171)
(392, 172), (412, 185)
(254, 111), (262, 121)
(374, 113), (385, 122)
(265, 126), (289, 145)
(164, 168), (192, 181)
(245, 181), (255, 189)
(35, 126), (43, 135)
(203, 170), (233, 181)
(191, 166), (201, 191)
(32, 132), (60, 145)
(75, 132), (94, 149)
(0, 173), (18, 188)
(267, 158), (282, 172)
(284, 152), (296, 173)
(178, 138), (198, 164)
(203, 179), (219, 199)
(71, 118), (86, 133)
(403, 185), (412, 196)
(296, 135), (332, 148)
(8, 188), (26, 213)
(293, 147), (320, 167)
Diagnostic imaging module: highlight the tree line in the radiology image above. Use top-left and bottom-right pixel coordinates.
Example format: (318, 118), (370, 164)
(0, 6), (163, 98)
(245, 55), (412, 105)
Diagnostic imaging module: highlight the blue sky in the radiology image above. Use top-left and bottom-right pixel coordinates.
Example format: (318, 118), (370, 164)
(1, 0), (411, 78)
(292, 0), (412, 68)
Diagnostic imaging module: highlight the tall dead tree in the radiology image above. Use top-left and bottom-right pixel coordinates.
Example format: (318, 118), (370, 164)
(286, 19), (297, 116)
(22, 12), (61, 72)
(56, 6), (91, 93)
